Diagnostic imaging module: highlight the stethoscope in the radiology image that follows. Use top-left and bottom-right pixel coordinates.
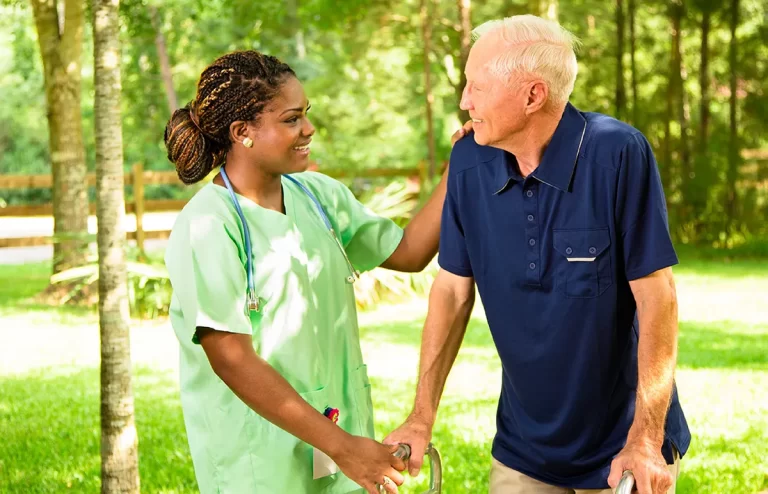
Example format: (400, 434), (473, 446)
(219, 166), (360, 313)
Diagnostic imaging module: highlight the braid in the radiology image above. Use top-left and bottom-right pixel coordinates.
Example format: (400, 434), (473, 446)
(163, 51), (296, 184)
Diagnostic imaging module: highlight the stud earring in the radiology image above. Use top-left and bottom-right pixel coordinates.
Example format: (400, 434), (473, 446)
(242, 137), (253, 148)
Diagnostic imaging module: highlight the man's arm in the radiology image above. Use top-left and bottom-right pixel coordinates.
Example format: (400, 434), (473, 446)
(628, 267), (678, 446)
(607, 267), (678, 494)
(384, 269), (475, 476)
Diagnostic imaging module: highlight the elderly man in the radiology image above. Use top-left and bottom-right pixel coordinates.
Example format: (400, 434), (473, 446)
(385, 15), (689, 494)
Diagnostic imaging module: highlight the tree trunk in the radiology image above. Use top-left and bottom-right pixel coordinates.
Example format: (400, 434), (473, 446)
(726, 0), (739, 236)
(93, 0), (140, 492)
(529, 0), (558, 20)
(285, 0), (306, 60)
(662, 27), (674, 205)
(456, 0), (471, 124)
(30, 0), (89, 275)
(615, 0), (626, 120)
(148, 5), (178, 114)
(629, 0), (638, 127)
(670, 0), (690, 223)
(420, 0), (437, 181)
(699, 9), (710, 150)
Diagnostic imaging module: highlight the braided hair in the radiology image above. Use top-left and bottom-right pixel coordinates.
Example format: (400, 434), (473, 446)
(164, 50), (296, 184)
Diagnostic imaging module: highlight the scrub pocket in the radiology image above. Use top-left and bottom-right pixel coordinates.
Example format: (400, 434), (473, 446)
(351, 364), (375, 439)
(552, 228), (613, 298)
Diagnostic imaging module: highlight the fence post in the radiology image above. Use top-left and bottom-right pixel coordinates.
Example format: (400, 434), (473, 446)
(133, 162), (145, 253)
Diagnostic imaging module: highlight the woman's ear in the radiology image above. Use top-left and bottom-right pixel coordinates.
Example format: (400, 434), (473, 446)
(229, 120), (250, 146)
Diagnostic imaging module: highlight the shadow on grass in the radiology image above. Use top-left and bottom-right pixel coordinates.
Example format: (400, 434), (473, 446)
(362, 317), (494, 350)
(678, 321), (768, 370)
(0, 366), (197, 494)
(0, 365), (500, 494)
(365, 318), (768, 371)
(676, 425), (768, 494)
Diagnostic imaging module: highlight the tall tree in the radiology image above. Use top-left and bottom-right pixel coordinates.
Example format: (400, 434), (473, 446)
(628, 0), (638, 126)
(456, 0), (471, 124)
(93, 0), (140, 491)
(285, 0), (306, 60)
(29, 0), (89, 274)
(726, 0), (740, 235)
(669, 0), (691, 222)
(420, 0), (437, 180)
(698, 3), (711, 150)
(529, 0), (558, 20)
(148, 4), (178, 114)
(615, 0), (626, 120)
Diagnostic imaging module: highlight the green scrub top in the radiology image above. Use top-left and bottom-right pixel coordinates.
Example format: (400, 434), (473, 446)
(164, 171), (404, 493)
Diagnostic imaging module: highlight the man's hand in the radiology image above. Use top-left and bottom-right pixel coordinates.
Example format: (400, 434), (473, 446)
(451, 120), (473, 147)
(383, 413), (434, 477)
(607, 439), (673, 494)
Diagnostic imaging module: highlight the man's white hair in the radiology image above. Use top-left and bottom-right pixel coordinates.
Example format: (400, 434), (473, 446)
(472, 15), (580, 106)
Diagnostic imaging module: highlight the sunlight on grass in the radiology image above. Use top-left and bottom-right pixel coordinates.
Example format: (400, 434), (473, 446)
(1, 255), (767, 493)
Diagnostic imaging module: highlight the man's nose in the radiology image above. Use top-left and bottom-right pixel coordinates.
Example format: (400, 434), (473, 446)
(459, 86), (473, 111)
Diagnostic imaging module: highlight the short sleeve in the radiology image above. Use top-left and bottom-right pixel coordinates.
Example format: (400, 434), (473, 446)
(615, 133), (679, 280)
(300, 172), (404, 273)
(165, 214), (253, 343)
(336, 186), (404, 273)
(437, 166), (472, 277)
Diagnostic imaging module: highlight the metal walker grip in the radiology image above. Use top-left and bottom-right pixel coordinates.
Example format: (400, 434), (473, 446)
(615, 470), (635, 494)
(388, 443), (442, 494)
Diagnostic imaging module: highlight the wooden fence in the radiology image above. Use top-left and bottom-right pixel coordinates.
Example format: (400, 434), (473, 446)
(2, 149), (765, 250)
(0, 163), (431, 250)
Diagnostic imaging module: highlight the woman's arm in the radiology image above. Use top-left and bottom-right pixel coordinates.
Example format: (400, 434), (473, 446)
(197, 329), (405, 494)
(381, 122), (472, 273)
(380, 174), (447, 272)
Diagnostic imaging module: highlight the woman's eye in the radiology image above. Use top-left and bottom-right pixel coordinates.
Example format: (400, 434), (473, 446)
(287, 116), (299, 123)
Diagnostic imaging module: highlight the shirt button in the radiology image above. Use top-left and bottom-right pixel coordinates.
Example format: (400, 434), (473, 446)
(589, 247), (597, 254)
(529, 262), (536, 270)
(527, 214), (534, 221)
(529, 238), (536, 246)
(565, 247), (573, 255)
(526, 190), (534, 198)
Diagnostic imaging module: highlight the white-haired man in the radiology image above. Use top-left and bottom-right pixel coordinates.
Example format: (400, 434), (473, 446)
(385, 15), (689, 494)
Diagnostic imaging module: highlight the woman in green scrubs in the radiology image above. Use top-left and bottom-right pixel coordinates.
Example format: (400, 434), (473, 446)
(163, 50), (463, 493)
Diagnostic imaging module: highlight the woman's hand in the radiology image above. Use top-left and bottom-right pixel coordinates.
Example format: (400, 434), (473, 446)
(451, 120), (473, 147)
(331, 436), (406, 493)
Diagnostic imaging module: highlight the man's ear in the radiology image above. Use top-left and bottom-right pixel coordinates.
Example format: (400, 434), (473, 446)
(525, 80), (549, 114)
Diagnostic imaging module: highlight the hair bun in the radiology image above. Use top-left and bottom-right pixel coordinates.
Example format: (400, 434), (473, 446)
(163, 104), (222, 185)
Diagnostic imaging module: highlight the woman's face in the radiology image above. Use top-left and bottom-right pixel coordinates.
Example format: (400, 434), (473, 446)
(243, 76), (315, 175)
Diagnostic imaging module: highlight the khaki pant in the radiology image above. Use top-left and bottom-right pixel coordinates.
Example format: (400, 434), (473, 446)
(489, 451), (680, 494)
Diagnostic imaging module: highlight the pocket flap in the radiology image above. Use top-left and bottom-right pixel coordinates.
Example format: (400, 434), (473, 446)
(553, 228), (611, 260)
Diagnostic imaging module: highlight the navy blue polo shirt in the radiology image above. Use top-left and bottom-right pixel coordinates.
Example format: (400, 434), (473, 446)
(438, 103), (690, 488)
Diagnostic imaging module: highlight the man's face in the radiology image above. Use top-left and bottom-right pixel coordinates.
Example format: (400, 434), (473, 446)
(460, 34), (529, 148)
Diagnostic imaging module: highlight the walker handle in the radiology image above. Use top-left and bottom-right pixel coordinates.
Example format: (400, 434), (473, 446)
(615, 470), (635, 494)
(390, 443), (442, 494)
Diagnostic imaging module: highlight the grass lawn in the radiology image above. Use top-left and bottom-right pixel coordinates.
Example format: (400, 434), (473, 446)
(0, 255), (767, 493)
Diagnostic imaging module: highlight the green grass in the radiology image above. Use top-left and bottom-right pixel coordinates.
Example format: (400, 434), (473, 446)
(1, 253), (767, 493)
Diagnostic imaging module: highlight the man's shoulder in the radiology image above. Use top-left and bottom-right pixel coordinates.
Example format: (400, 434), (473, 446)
(580, 111), (647, 167)
(448, 131), (484, 175)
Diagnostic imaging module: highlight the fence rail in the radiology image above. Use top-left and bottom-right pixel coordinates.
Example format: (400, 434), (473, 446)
(0, 163), (430, 250)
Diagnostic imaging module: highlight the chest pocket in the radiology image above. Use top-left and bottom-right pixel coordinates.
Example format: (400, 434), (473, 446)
(552, 228), (613, 298)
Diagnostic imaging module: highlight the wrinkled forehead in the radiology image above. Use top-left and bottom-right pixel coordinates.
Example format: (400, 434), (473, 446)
(465, 31), (504, 82)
